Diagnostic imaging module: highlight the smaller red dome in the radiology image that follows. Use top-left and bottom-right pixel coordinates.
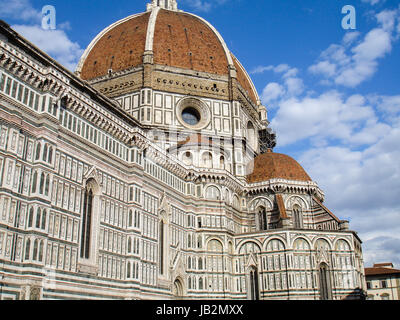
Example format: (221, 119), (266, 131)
(247, 150), (312, 183)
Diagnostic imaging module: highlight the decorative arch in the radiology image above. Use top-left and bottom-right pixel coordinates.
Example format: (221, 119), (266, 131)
(238, 240), (262, 255)
(334, 238), (352, 251)
(78, 176), (102, 270)
(292, 237), (312, 251)
(248, 265), (260, 300)
(315, 238), (332, 266)
(249, 197), (273, 212)
(314, 238), (332, 251)
(292, 204), (303, 229)
(232, 194), (240, 210)
(265, 238), (286, 252)
(201, 151), (213, 168)
(207, 238), (224, 252)
(285, 195), (309, 210)
(219, 155), (226, 170)
(181, 151), (193, 166)
(319, 262), (333, 300)
(205, 185), (221, 200)
(173, 277), (184, 298)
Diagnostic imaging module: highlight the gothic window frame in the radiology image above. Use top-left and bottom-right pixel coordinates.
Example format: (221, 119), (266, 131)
(292, 204), (303, 229)
(319, 262), (333, 300)
(248, 266), (260, 300)
(79, 178), (99, 262)
(257, 206), (268, 231)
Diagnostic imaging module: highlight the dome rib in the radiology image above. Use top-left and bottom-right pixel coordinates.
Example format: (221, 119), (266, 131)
(145, 6), (160, 51)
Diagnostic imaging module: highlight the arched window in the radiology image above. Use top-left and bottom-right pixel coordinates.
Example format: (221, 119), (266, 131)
(249, 266), (260, 300)
(258, 207), (268, 231)
(31, 171), (38, 193)
(199, 278), (204, 290)
(202, 152), (213, 168)
(25, 238), (31, 260)
(35, 208), (41, 229)
(197, 235), (202, 249)
(35, 143), (41, 161)
(198, 257), (203, 270)
(232, 195), (240, 210)
(293, 205), (303, 229)
(128, 238), (132, 253)
(173, 279), (184, 298)
(80, 185), (94, 259)
(38, 240), (44, 261)
(41, 210), (47, 230)
(48, 147), (53, 163)
(28, 207), (34, 228)
(182, 151), (193, 166)
(205, 186), (221, 200)
(128, 210), (133, 227)
(319, 263), (332, 300)
(42, 144), (48, 161)
(127, 262), (131, 278)
(39, 172), (45, 194)
(159, 220), (165, 275)
(220, 156), (225, 170)
(45, 175), (50, 196)
(33, 239), (39, 261)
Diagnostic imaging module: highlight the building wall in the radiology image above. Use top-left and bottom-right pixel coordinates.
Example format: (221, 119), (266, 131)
(366, 276), (400, 300)
(0, 25), (366, 300)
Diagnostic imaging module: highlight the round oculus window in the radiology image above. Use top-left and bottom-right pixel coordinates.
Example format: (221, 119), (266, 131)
(182, 107), (201, 126)
(176, 97), (211, 130)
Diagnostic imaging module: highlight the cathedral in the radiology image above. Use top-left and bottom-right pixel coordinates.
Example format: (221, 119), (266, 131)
(0, 0), (367, 300)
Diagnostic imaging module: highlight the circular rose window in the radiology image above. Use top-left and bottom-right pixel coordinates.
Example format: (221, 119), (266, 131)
(176, 97), (211, 130)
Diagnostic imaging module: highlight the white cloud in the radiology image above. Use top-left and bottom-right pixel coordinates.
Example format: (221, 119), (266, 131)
(361, 0), (384, 5)
(258, 64), (304, 106)
(284, 77), (304, 96)
(308, 61), (336, 77)
(363, 237), (400, 268)
(261, 82), (285, 104)
(0, 0), (84, 71)
(309, 9), (399, 88)
(270, 91), (389, 147)
(376, 95), (400, 115)
(251, 65), (274, 74)
(298, 124), (400, 267)
(0, 0), (41, 22)
(12, 25), (84, 71)
(250, 64), (291, 75)
(182, 0), (228, 12)
(343, 31), (361, 45)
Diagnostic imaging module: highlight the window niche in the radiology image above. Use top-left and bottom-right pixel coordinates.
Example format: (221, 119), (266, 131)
(78, 178), (101, 275)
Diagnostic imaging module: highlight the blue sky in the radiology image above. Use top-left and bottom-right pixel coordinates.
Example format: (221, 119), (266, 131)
(1, 0), (400, 268)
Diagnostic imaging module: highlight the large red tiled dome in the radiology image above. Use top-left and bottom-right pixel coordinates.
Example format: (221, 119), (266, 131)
(76, 8), (259, 104)
(247, 150), (312, 183)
